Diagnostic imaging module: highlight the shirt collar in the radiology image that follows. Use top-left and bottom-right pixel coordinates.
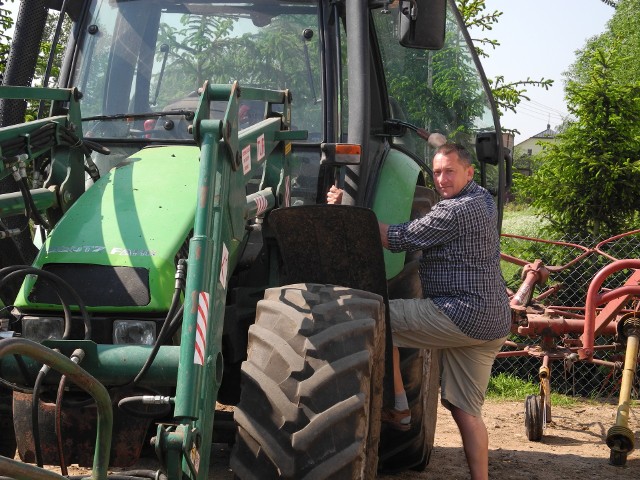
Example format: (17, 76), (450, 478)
(451, 179), (476, 199)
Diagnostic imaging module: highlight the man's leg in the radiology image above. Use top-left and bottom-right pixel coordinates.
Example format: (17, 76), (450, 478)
(381, 346), (411, 430)
(393, 346), (404, 395)
(450, 404), (489, 480)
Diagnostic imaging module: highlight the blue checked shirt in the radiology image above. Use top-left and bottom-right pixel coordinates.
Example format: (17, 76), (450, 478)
(387, 180), (511, 340)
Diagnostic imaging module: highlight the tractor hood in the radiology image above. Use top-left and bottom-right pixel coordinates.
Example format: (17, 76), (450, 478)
(15, 145), (201, 312)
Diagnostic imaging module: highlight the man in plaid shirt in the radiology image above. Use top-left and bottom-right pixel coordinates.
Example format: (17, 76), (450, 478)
(328, 142), (510, 479)
(381, 142), (511, 480)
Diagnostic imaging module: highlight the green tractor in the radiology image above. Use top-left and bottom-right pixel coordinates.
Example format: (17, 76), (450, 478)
(0, 0), (508, 478)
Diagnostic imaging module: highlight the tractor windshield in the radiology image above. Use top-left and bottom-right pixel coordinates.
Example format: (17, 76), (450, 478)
(72, 0), (320, 141)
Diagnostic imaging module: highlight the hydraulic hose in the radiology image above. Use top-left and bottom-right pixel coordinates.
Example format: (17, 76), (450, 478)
(129, 260), (186, 386)
(1, 269), (73, 339)
(54, 349), (85, 476)
(117, 392), (172, 419)
(0, 339), (113, 480)
(55, 375), (69, 476)
(31, 364), (51, 467)
(18, 177), (51, 230)
(0, 376), (34, 394)
(0, 265), (91, 340)
(129, 305), (184, 387)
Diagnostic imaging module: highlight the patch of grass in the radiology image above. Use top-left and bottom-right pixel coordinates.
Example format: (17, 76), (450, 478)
(501, 204), (547, 237)
(487, 373), (538, 399)
(487, 373), (578, 407)
(549, 392), (579, 408)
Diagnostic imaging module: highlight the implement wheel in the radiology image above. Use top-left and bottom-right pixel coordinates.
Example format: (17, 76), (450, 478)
(231, 283), (385, 479)
(525, 394), (543, 441)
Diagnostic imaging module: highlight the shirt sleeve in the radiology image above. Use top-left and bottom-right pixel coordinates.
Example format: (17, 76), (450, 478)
(387, 201), (459, 253)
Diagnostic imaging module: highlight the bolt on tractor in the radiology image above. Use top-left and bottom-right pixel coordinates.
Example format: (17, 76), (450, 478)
(0, 1), (508, 479)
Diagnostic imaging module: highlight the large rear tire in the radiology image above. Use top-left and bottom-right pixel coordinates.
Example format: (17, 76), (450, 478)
(378, 348), (439, 473)
(230, 283), (385, 479)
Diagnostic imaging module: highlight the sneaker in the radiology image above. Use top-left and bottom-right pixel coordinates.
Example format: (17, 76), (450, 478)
(381, 408), (411, 431)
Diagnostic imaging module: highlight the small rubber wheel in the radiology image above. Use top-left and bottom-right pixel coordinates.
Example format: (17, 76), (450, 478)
(525, 394), (543, 442)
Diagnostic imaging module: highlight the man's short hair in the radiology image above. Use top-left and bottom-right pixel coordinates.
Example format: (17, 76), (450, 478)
(434, 142), (472, 167)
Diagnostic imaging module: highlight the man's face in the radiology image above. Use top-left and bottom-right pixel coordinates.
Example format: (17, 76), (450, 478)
(432, 151), (474, 199)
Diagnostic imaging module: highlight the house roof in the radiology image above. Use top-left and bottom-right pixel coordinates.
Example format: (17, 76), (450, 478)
(531, 124), (556, 139)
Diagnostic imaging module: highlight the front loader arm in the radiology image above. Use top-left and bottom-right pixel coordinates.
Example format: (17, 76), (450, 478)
(0, 86), (87, 224)
(159, 81), (306, 479)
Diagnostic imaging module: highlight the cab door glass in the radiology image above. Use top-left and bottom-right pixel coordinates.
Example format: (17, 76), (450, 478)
(372, 3), (498, 192)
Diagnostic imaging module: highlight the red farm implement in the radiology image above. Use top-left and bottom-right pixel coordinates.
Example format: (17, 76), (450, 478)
(499, 229), (640, 466)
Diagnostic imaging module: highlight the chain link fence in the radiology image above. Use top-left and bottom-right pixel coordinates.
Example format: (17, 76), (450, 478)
(495, 229), (640, 400)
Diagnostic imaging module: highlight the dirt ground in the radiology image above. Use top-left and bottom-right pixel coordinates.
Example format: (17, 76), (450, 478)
(405, 397), (640, 480)
(37, 397), (640, 479)
(212, 397), (640, 480)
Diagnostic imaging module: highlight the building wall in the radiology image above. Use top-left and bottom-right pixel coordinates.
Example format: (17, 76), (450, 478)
(514, 137), (556, 157)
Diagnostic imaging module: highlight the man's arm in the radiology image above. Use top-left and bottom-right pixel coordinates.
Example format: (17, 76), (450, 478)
(379, 222), (389, 249)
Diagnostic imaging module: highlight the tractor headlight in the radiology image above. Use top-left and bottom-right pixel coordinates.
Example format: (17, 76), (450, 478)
(22, 316), (64, 343)
(113, 320), (156, 345)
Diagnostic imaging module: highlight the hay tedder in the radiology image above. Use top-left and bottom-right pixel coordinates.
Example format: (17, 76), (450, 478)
(499, 229), (640, 466)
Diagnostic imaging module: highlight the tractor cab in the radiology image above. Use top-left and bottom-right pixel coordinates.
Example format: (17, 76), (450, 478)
(56, 0), (504, 209)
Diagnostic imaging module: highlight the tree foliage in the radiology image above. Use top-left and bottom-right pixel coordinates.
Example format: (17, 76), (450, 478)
(517, 46), (640, 237)
(568, 0), (640, 87)
(0, 1), (70, 118)
(155, 12), (322, 132)
(516, 0), (640, 237)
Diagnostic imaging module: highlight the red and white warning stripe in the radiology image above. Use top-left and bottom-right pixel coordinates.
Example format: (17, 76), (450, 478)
(193, 291), (209, 366)
(284, 175), (291, 207)
(255, 195), (268, 216)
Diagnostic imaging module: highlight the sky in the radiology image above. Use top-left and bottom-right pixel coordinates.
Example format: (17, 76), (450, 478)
(2, 0), (616, 145)
(480, 0), (615, 145)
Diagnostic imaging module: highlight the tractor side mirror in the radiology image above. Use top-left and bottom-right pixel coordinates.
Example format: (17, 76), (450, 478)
(504, 147), (513, 192)
(475, 132), (500, 166)
(398, 0), (447, 50)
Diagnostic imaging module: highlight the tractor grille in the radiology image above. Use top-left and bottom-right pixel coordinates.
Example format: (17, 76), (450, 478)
(28, 263), (150, 307)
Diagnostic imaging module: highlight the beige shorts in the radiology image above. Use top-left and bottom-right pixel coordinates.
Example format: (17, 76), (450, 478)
(389, 298), (506, 417)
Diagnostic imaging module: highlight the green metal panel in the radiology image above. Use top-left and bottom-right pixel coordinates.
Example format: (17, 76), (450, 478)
(15, 145), (201, 312)
(371, 149), (422, 279)
(0, 340), (180, 386)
